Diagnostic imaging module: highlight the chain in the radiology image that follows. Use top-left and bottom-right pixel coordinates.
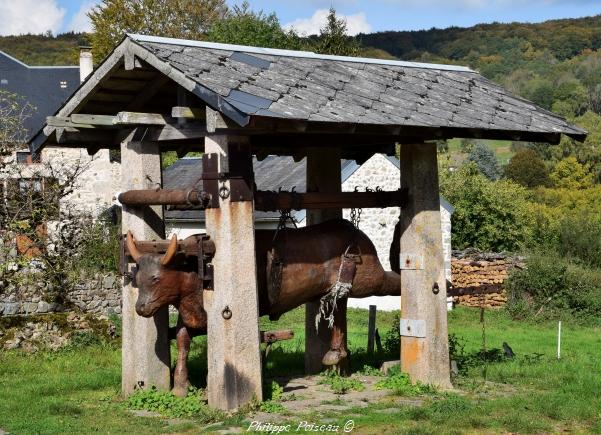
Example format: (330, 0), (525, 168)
(350, 207), (362, 228)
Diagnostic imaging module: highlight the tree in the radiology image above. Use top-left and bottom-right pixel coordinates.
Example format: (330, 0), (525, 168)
(88, 0), (227, 61)
(504, 148), (550, 188)
(313, 8), (360, 56)
(206, 1), (301, 49)
(439, 163), (534, 252)
(468, 142), (502, 180)
(0, 91), (34, 164)
(550, 156), (594, 189)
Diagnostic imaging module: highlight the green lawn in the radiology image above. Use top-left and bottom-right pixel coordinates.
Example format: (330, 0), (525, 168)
(1, 307), (600, 434)
(446, 138), (514, 166)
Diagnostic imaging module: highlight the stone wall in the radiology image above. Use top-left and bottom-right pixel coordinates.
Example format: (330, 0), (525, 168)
(0, 272), (121, 317)
(450, 250), (524, 308)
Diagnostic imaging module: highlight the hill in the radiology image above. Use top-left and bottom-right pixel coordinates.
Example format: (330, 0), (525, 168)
(0, 32), (86, 66)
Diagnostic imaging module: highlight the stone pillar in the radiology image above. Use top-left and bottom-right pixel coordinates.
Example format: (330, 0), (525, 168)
(304, 147), (345, 374)
(121, 139), (171, 395)
(204, 136), (263, 410)
(399, 142), (452, 389)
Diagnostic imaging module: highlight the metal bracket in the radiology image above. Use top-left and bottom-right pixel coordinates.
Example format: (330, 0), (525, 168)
(399, 253), (423, 270)
(400, 319), (426, 338)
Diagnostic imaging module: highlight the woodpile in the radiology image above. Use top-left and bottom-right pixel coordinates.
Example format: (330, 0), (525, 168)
(450, 250), (524, 309)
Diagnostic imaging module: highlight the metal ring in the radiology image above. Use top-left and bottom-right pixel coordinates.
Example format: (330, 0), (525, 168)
(222, 306), (232, 319)
(432, 282), (440, 295)
(219, 184), (230, 199)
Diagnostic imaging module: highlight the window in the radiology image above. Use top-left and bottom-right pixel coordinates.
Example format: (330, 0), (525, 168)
(59, 80), (67, 89)
(0, 79), (7, 85)
(16, 151), (41, 164)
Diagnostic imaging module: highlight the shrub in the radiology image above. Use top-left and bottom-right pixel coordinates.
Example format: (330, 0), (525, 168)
(504, 148), (550, 188)
(440, 163), (534, 251)
(559, 212), (601, 268)
(383, 313), (400, 357)
(506, 253), (601, 322)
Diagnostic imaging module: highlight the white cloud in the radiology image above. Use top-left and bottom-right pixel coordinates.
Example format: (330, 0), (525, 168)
(0, 0), (65, 36)
(66, 0), (99, 33)
(284, 9), (372, 36)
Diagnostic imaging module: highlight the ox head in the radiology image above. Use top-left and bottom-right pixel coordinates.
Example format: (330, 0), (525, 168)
(126, 231), (183, 317)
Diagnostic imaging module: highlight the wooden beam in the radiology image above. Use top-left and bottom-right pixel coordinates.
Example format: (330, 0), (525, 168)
(399, 142), (452, 389)
(124, 51), (142, 70)
(172, 106), (206, 119)
(114, 112), (173, 125)
(260, 330), (294, 344)
(71, 114), (116, 126)
(126, 74), (170, 111)
(206, 107), (240, 133)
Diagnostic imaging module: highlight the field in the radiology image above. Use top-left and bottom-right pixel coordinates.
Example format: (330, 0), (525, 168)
(445, 139), (514, 167)
(1, 307), (600, 434)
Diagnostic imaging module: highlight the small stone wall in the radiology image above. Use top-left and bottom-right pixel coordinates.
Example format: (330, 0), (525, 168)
(0, 273), (121, 317)
(451, 250), (524, 309)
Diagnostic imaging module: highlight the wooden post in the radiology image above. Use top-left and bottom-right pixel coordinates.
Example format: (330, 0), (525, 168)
(304, 147), (346, 374)
(204, 135), (263, 410)
(399, 142), (452, 389)
(367, 305), (377, 355)
(121, 138), (171, 395)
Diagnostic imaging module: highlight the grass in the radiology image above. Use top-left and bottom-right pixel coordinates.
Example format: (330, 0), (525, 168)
(446, 138), (514, 166)
(1, 307), (600, 433)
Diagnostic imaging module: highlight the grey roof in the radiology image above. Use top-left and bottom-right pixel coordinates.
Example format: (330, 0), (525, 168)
(129, 34), (585, 139)
(0, 51), (79, 141)
(163, 156), (356, 222)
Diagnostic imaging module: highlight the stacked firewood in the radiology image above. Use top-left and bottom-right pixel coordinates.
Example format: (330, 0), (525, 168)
(449, 250), (524, 309)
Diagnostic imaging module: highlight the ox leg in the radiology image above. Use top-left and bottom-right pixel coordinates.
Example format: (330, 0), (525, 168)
(322, 297), (350, 375)
(172, 319), (191, 397)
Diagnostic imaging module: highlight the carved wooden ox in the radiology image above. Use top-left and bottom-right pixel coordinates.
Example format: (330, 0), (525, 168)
(127, 219), (400, 396)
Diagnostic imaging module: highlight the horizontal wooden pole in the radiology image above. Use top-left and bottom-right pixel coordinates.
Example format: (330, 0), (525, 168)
(260, 330), (294, 344)
(122, 234), (215, 258)
(254, 189), (408, 211)
(119, 188), (408, 210)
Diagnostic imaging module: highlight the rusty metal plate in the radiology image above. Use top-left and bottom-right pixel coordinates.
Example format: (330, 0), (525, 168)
(400, 319), (426, 338)
(399, 253), (424, 270)
(202, 153), (220, 208)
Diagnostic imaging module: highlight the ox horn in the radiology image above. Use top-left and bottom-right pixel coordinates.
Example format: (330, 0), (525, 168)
(126, 231), (141, 263)
(161, 234), (178, 266)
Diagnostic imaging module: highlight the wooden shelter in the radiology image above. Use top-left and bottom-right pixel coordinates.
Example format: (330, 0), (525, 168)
(30, 34), (585, 410)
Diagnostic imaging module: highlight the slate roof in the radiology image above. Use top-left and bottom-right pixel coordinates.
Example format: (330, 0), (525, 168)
(0, 51), (79, 142)
(163, 156), (357, 222)
(129, 34), (585, 140)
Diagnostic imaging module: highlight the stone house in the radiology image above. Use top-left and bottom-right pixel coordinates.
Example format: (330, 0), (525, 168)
(0, 48), (119, 222)
(164, 153), (453, 311)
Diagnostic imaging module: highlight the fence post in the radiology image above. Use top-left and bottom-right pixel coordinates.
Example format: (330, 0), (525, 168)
(367, 305), (377, 354)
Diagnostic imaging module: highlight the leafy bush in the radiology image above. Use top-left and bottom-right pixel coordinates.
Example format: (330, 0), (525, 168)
(440, 163), (534, 251)
(125, 386), (222, 422)
(74, 210), (120, 273)
(356, 364), (383, 376)
(383, 313), (400, 357)
(504, 148), (550, 188)
(559, 213), (601, 268)
(506, 253), (601, 322)
(375, 366), (436, 396)
(318, 370), (365, 394)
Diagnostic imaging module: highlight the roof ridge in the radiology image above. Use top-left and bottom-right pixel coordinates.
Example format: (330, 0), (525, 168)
(127, 33), (475, 73)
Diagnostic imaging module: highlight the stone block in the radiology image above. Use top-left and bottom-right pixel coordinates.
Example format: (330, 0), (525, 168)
(380, 360), (400, 375)
(103, 275), (116, 289)
(4, 303), (19, 315)
(37, 301), (50, 313)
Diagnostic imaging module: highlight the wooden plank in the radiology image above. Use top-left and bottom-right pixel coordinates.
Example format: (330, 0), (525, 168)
(399, 142), (452, 389)
(126, 74), (171, 111)
(120, 138), (171, 396)
(145, 123), (208, 141)
(71, 114), (116, 126)
(367, 305), (377, 355)
(114, 112), (172, 125)
(206, 107), (239, 133)
(204, 136), (263, 410)
(304, 147), (346, 375)
(260, 330), (294, 344)
(172, 106), (206, 119)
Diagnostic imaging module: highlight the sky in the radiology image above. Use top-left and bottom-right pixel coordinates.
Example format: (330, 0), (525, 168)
(0, 0), (600, 37)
